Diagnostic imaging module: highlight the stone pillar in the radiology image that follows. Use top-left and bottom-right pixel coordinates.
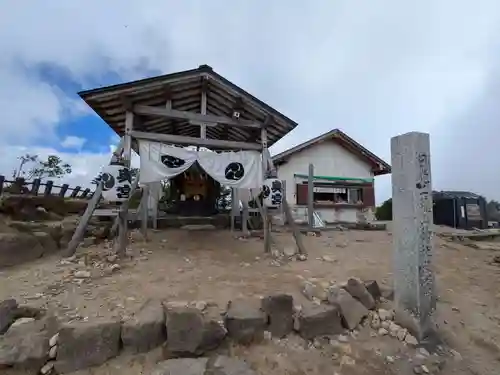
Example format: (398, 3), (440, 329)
(391, 132), (436, 341)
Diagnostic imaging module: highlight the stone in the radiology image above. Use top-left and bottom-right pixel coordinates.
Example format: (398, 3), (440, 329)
(378, 328), (388, 336)
(370, 311), (381, 329)
(386, 356), (395, 364)
(73, 270), (91, 279)
(300, 279), (329, 301)
(10, 317), (35, 327)
(261, 294), (294, 338)
(165, 306), (204, 354)
(364, 280), (382, 300)
(40, 361), (55, 375)
(211, 355), (257, 375)
(405, 333), (418, 346)
(33, 231), (58, 254)
(0, 232), (44, 268)
(164, 304), (226, 355)
(378, 308), (394, 321)
(55, 320), (121, 373)
(0, 316), (55, 370)
(225, 299), (266, 345)
(122, 299), (166, 354)
(296, 304), (343, 340)
(0, 298), (18, 334)
(151, 358), (208, 375)
(327, 286), (368, 330)
(389, 322), (400, 337)
(391, 132), (436, 341)
(49, 333), (59, 347)
(397, 327), (408, 341)
(344, 278), (375, 309)
(49, 345), (57, 359)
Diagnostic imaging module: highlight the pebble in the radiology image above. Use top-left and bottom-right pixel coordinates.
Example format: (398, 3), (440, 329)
(340, 355), (356, 366)
(389, 322), (400, 337)
(405, 334), (418, 346)
(40, 361), (55, 375)
(49, 345), (57, 359)
(297, 254), (307, 261)
(397, 328), (408, 341)
(449, 348), (463, 361)
(337, 334), (349, 343)
(378, 308), (393, 321)
(386, 356), (395, 364)
(417, 347), (430, 357)
(381, 320), (390, 329)
(74, 270), (91, 279)
(321, 255), (336, 262)
(378, 328), (389, 336)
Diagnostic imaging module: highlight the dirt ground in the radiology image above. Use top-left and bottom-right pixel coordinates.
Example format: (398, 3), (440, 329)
(1, 227), (500, 375)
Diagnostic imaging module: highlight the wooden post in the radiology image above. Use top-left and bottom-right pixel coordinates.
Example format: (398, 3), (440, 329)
(241, 190), (249, 235)
(140, 184), (149, 240)
(70, 186), (81, 198)
(261, 121), (271, 253)
(31, 178), (41, 195)
(230, 188), (236, 233)
(59, 184), (69, 197)
(44, 180), (53, 196)
(63, 182), (103, 257)
(63, 138), (125, 258)
(308, 163), (314, 229)
(116, 112), (134, 256)
(0, 175), (4, 196)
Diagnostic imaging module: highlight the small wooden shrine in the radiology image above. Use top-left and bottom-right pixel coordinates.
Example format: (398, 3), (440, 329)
(64, 64), (306, 257)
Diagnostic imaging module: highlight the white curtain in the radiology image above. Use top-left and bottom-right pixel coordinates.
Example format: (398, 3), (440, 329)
(139, 141), (197, 183)
(138, 140), (263, 189)
(197, 150), (263, 189)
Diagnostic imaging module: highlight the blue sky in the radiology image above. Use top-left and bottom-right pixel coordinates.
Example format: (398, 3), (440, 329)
(1, 0), (499, 203)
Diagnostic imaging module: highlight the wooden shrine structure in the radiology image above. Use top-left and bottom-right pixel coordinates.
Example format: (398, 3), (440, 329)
(64, 64), (306, 257)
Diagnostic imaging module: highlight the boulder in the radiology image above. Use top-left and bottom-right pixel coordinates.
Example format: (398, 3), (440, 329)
(151, 358), (208, 375)
(300, 279), (329, 301)
(33, 231), (58, 254)
(344, 278), (375, 309)
(296, 304), (343, 340)
(122, 299), (166, 354)
(0, 315), (57, 370)
(210, 355), (257, 375)
(364, 280), (381, 300)
(55, 320), (121, 373)
(327, 286), (368, 330)
(0, 299), (18, 334)
(0, 232), (44, 268)
(261, 294), (294, 338)
(225, 299), (266, 345)
(164, 303), (226, 355)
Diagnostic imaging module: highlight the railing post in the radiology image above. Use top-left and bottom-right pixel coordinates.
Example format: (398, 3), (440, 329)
(31, 178), (41, 195)
(59, 183), (69, 197)
(44, 180), (54, 196)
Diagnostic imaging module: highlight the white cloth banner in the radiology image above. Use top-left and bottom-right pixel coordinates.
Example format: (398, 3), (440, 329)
(139, 141), (197, 183)
(138, 140), (263, 189)
(197, 149), (263, 189)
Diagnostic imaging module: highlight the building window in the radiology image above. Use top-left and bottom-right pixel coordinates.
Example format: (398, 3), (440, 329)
(311, 186), (363, 204)
(296, 183), (373, 206)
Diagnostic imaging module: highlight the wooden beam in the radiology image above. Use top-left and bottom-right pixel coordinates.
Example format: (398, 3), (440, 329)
(130, 130), (262, 151)
(133, 104), (261, 129)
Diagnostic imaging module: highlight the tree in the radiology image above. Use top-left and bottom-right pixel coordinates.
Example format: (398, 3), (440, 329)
(29, 155), (72, 179)
(375, 198), (392, 220)
(12, 154), (38, 179)
(486, 200), (500, 221)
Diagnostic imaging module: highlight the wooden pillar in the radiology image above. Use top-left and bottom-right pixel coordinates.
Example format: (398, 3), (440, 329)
(140, 184), (149, 240)
(200, 77), (208, 139)
(63, 138), (125, 258)
(307, 163), (314, 229)
(261, 120), (271, 253)
(116, 111), (134, 256)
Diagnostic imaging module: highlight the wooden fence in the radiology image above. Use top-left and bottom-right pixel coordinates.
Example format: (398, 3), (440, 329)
(0, 175), (94, 200)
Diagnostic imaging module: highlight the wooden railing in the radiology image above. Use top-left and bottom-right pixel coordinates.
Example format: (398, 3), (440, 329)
(0, 175), (94, 200)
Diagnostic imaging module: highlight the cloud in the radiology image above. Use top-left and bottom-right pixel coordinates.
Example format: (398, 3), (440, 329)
(0, 0), (499, 203)
(61, 136), (86, 149)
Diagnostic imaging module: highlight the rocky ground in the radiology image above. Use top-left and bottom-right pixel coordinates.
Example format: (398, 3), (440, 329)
(1, 226), (500, 374)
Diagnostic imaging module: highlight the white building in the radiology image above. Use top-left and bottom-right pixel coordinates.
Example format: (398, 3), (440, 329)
(272, 129), (391, 223)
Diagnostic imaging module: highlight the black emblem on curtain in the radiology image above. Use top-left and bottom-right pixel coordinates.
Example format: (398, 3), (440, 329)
(161, 154), (186, 169)
(262, 185), (271, 198)
(224, 162), (245, 180)
(100, 173), (115, 191)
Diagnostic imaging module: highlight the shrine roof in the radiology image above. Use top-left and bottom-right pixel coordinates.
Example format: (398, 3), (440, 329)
(78, 65), (298, 147)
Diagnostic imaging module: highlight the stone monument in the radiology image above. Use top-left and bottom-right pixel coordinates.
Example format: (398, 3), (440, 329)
(391, 131), (436, 342)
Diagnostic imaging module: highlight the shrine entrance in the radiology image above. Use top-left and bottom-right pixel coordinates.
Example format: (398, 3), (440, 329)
(167, 163), (219, 217)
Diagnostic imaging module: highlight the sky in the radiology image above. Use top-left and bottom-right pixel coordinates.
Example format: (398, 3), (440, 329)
(1, 0), (499, 204)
